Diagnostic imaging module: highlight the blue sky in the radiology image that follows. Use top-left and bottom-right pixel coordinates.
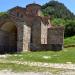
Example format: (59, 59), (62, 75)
(0, 0), (75, 14)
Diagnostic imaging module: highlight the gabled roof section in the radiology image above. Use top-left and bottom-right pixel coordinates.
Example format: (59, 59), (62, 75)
(8, 6), (26, 13)
(26, 3), (41, 8)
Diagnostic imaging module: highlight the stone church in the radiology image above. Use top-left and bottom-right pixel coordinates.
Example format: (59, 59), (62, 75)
(0, 3), (64, 53)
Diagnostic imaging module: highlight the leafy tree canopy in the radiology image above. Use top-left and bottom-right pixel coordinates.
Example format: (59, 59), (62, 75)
(42, 1), (75, 20)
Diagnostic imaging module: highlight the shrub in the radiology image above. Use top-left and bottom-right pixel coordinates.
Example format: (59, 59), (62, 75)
(51, 18), (65, 26)
(64, 20), (75, 37)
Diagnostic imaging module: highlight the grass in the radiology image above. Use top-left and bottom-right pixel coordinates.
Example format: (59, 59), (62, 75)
(0, 36), (75, 72)
(0, 63), (62, 73)
(3, 47), (75, 63)
(0, 47), (75, 72)
(64, 36), (75, 46)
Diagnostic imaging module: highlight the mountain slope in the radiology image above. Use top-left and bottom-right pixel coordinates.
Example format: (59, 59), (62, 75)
(42, 1), (75, 19)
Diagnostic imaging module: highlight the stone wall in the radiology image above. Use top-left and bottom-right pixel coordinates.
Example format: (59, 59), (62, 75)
(47, 26), (64, 50)
(23, 24), (31, 51)
(13, 21), (31, 52)
(41, 22), (47, 44)
(30, 17), (41, 50)
(26, 4), (41, 16)
(17, 28), (23, 52)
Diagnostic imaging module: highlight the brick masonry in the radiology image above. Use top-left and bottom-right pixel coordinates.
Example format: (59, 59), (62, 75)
(0, 3), (64, 53)
(47, 26), (64, 50)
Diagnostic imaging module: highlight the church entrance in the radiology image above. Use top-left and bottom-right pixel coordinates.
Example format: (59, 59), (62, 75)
(0, 22), (17, 54)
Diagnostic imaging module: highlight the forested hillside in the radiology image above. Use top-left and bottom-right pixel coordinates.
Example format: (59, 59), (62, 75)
(42, 1), (75, 19)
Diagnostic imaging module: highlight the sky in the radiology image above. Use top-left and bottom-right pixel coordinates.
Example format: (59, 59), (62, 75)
(0, 0), (75, 14)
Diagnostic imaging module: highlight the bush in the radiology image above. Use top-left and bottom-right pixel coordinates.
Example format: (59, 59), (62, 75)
(64, 20), (75, 37)
(51, 18), (65, 26)
(0, 12), (9, 20)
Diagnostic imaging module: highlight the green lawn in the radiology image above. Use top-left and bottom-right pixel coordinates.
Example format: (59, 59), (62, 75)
(0, 47), (75, 72)
(4, 47), (75, 63)
(64, 36), (75, 46)
(0, 63), (62, 73)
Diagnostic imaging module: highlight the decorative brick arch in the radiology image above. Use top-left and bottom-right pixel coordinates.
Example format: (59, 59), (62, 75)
(9, 15), (31, 52)
(0, 21), (17, 53)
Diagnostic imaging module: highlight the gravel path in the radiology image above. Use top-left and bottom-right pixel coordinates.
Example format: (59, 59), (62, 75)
(0, 70), (75, 75)
(0, 70), (51, 75)
(0, 55), (75, 75)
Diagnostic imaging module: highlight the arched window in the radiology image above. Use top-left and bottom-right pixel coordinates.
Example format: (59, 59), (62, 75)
(16, 12), (23, 18)
(16, 12), (19, 17)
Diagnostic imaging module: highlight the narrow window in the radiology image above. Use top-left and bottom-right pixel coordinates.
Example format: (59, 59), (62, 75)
(20, 14), (23, 18)
(30, 32), (33, 43)
(16, 12), (19, 17)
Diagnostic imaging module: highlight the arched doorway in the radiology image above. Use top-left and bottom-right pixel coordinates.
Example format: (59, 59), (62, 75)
(0, 22), (17, 54)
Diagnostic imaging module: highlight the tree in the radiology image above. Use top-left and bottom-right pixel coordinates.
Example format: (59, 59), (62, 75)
(42, 1), (75, 19)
